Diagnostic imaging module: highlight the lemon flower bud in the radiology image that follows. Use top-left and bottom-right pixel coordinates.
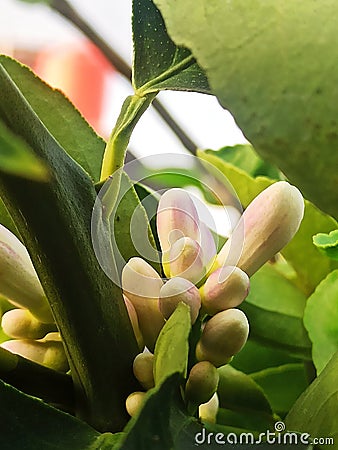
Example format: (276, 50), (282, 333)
(133, 351), (155, 390)
(200, 266), (249, 315)
(0, 224), (53, 323)
(126, 391), (146, 417)
(122, 257), (165, 351)
(199, 392), (219, 423)
(1, 332), (69, 372)
(196, 309), (249, 367)
(124, 296), (144, 350)
(185, 361), (219, 406)
(1, 308), (55, 340)
(216, 181), (304, 276)
(159, 277), (201, 324)
(168, 237), (206, 285)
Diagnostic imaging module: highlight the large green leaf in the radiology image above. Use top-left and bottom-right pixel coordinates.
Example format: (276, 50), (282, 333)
(198, 148), (338, 294)
(251, 364), (308, 417)
(0, 378), (120, 450)
(0, 59), (140, 431)
(154, 0), (338, 218)
(0, 55), (104, 181)
(240, 265), (311, 359)
(286, 351), (338, 447)
(132, 0), (210, 94)
(304, 270), (338, 375)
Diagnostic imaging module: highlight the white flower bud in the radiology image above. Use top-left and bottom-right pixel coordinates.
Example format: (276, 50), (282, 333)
(201, 266), (249, 315)
(1, 308), (55, 340)
(196, 309), (249, 367)
(199, 392), (219, 423)
(126, 391), (146, 417)
(168, 237), (205, 285)
(124, 296), (144, 350)
(133, 351), (154, 390)
(159, 277), (201, 324)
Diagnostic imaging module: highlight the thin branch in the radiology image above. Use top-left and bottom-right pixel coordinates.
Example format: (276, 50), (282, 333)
(50, 0), (198, 154)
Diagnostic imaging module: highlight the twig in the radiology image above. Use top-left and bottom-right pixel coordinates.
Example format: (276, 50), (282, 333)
(50, 0), (198, 154)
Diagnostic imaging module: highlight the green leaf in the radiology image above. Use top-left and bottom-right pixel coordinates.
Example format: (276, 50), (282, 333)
(154, 302), (191, 385)
(0, 55), (104, 181)
(240, 265), (312, 359)
(0, 119), (48, 181)
(313, 230), (338, 261)
(0, 197), (19, 238)
(286, 351), (338, 447)
(198, 148), (338, 294)
(304, 270), (338, 375)
(251, 364), (308, 417)
(132, 0), (210, 94)
(0, 378), (120, 450)
(154, 0), (338, 217)
(0, 57), (139, 431)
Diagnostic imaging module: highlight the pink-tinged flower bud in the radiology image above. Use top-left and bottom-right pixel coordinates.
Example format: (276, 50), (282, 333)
(199, 222), (217, 270)
(168, 237), (206, 285)
(159, 277), (201, 324)
(122, 257), (165, 351)
(185, 361), (219, 406)
(124, 296), (144, 350)
(126, 391), (146, 417)
(199, 392), (219, 423)
(216, 182), (304, 276)
(133, 351), (155, 390)
(196, 309), (249, 367)
(200, 266), (249, 315)
(1, 333), (69, 372)
(1, 308), (56, 340)
(0, 225), (53, 323)
(157, 188), (200, 253)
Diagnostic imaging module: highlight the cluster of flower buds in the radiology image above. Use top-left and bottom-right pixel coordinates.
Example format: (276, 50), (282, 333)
(0, 225), (68, 372)
(123, 182), (304, 418)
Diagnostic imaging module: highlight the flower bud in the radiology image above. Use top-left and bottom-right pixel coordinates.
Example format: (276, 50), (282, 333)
(216, 182), (304, 276)
(157, 189), (200, 253)
(196, 309), (249, 367)
(185, 361), (219, 406)
(199, 222), (217, 270)
(124, 296), (144, 350)
(1, 308), (56, 340)
(199, 392), (219, 423)
(201, 266), (249, 315)
(0, 225), (53, 323)
(122, 257), (165, 351)
(168, 237), (205, 285)
(1, 333), (69, 372)
(126, 391), (146, 417)
(133, 351), (155, 390)
(159, 277), (201, 324)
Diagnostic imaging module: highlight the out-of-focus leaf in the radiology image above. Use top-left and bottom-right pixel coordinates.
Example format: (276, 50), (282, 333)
(239, 265), (311, 359)
(0, 197), (19, 238)
(154, 0), (338, 217)
(154, 302), (191, 385)
(304, 270), (338, 374)
(0, 55), (104, 181)
(286, 352), (338, 447)
(198, 148), (338, 294)
(132, 0), (210, 94)
(313, 230), (338, 261)
(251, 364), (308, 417)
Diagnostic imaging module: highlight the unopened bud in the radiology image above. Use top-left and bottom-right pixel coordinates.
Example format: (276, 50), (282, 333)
(126, 391), (146, 417)
(0, 225), (53, 323)
(124, 296), (144, 350)
(1, 333), (69, 372)
(216, 182), (304, 276)
(199, 222), (217, 270)
(133, 352), (154, 390)
(199, 392), (219, 423)
(168, 237), (205, 285)
(185, 361), (219, 406)
(159, 277), (201, 324)
(122, 257), (165, 351)
(1, 308), (56, 339)
(157, 189), (200, 253)
(196, 309), (249, 367)
(201, 266), (249, 315)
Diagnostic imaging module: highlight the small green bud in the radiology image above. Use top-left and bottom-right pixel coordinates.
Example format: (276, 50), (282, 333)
(185, 361), (219, 406)
(199, 392), (219, 423)
(196, 309), (249, 367)
(133, 352), (155, 390)
(1, 308), (56, 340)
(126, 391), (146, 417)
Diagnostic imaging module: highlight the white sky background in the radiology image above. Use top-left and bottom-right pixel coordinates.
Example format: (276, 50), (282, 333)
(0, 0), (247, 165)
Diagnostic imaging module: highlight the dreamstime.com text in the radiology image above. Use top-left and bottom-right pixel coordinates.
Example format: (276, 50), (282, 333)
(194, 422), (335, 446)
